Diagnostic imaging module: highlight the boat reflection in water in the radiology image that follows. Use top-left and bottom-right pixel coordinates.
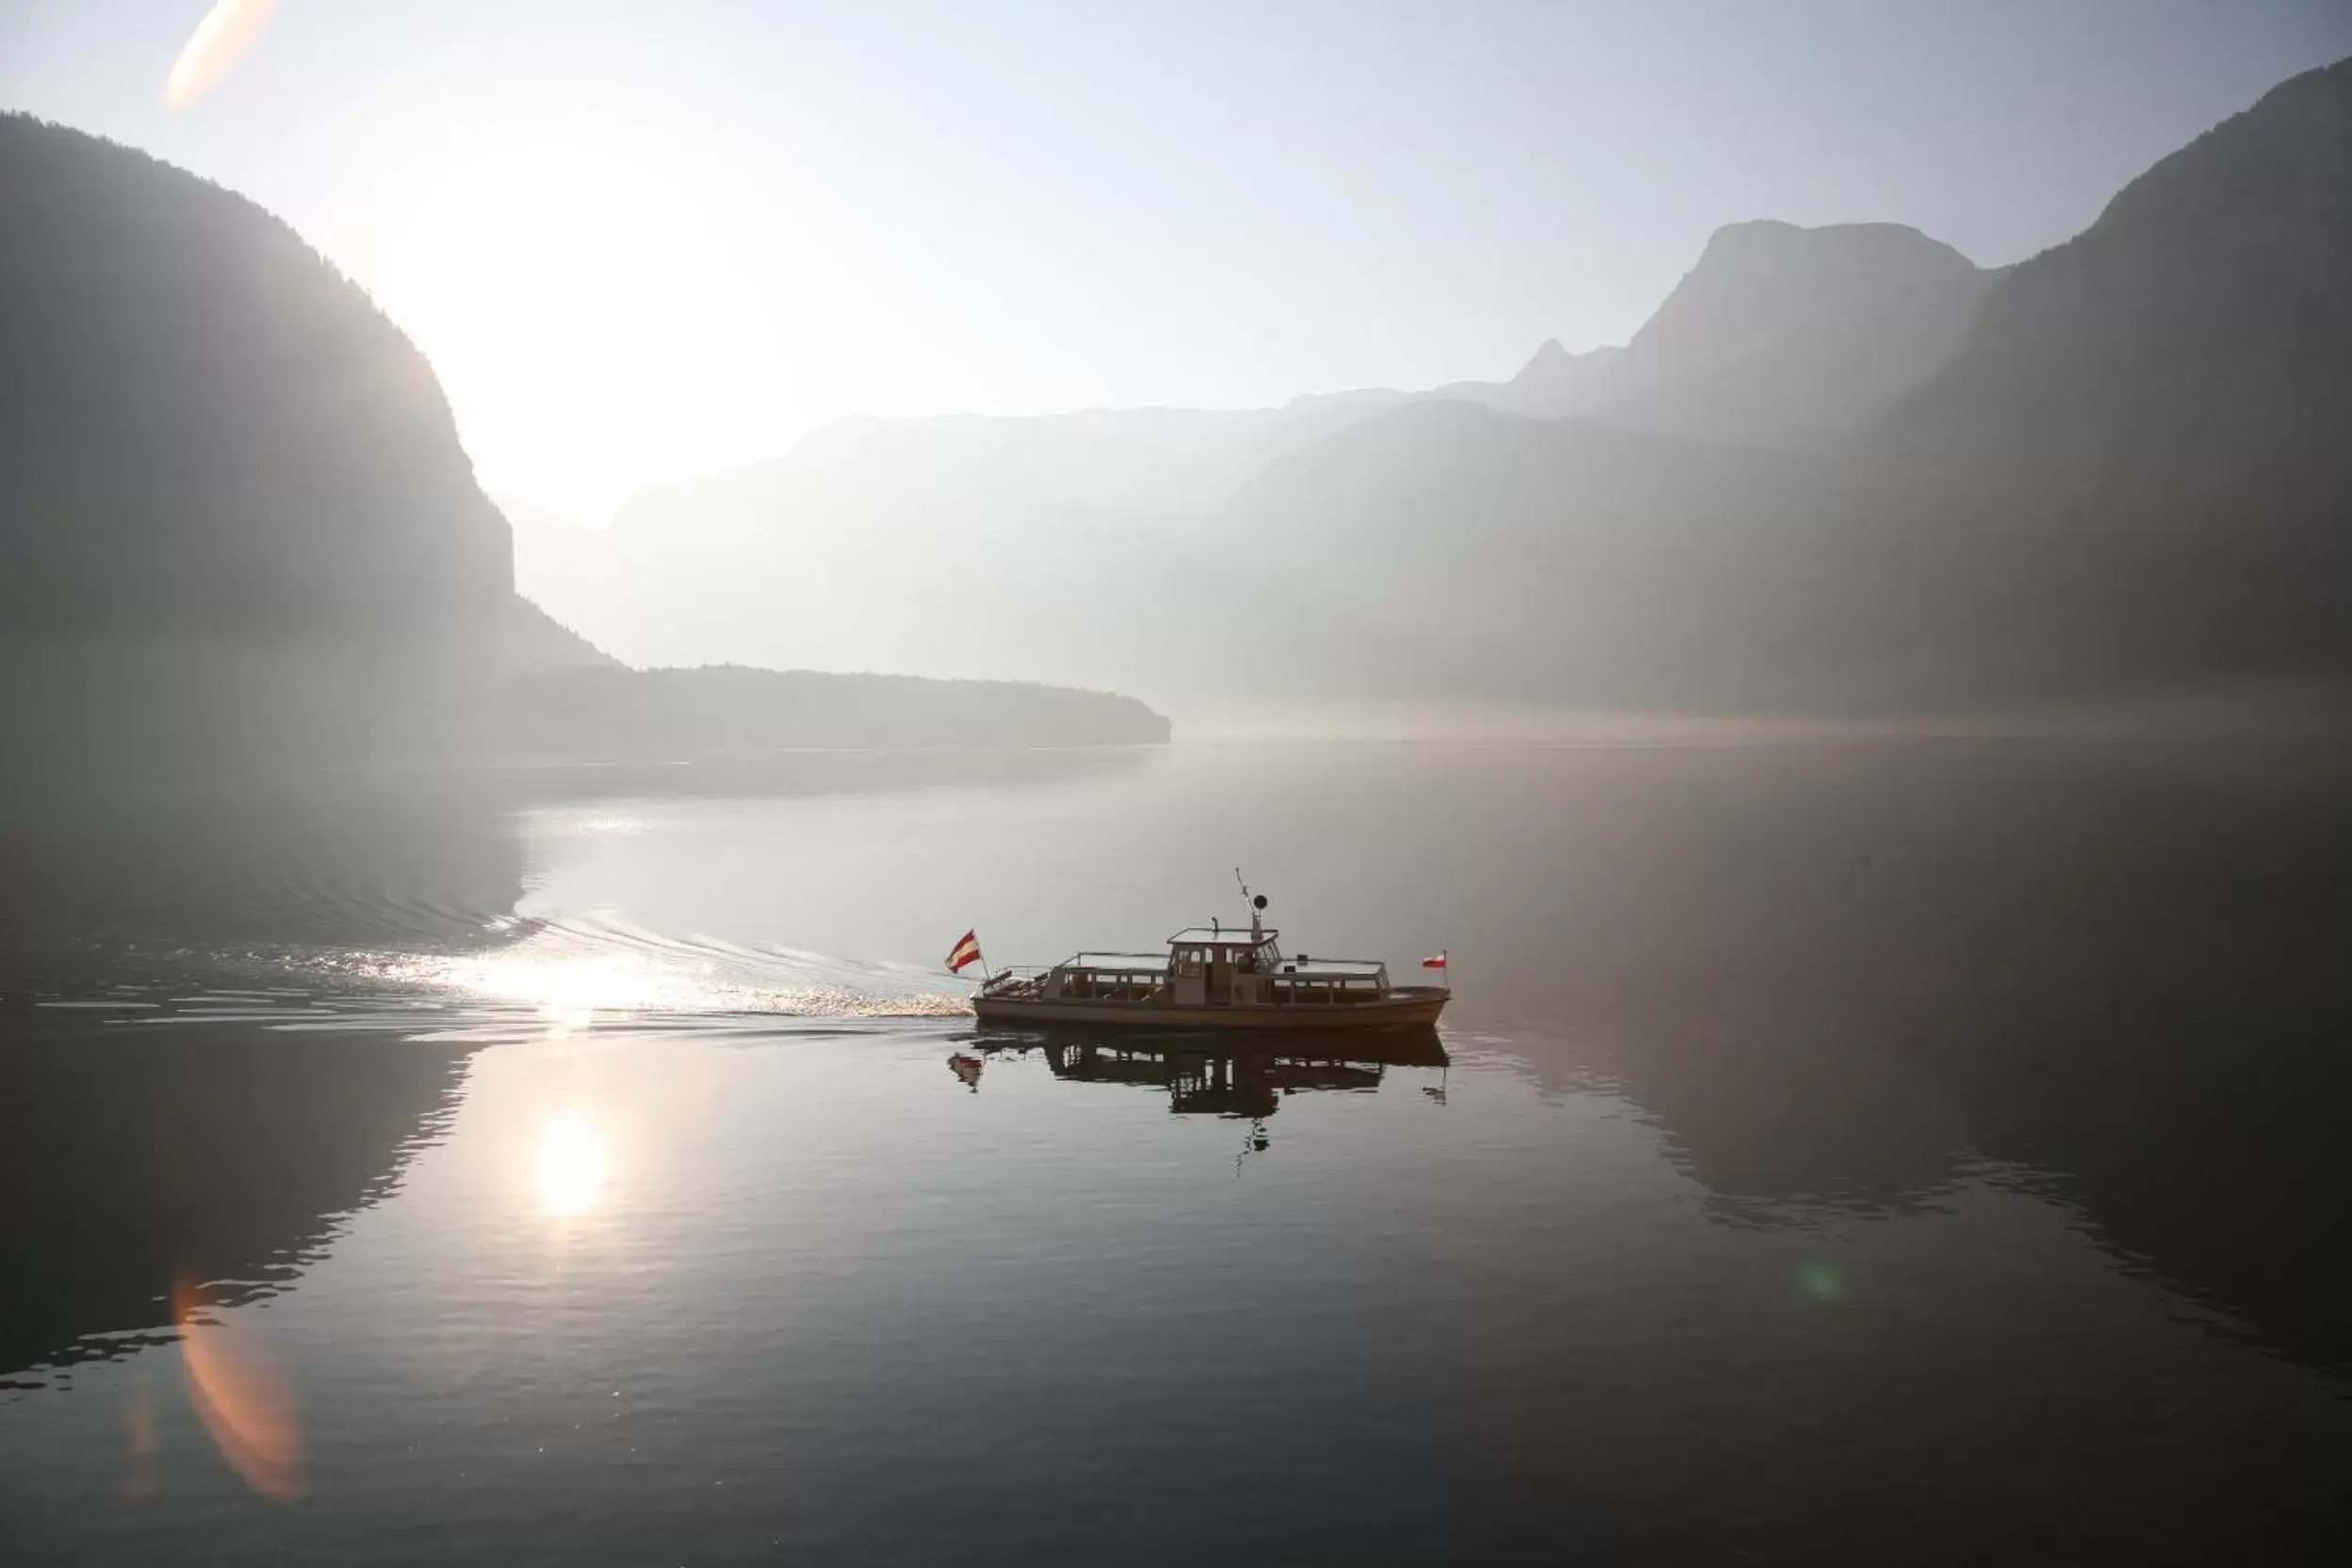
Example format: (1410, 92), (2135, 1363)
(971, 1024), (1448, 1122)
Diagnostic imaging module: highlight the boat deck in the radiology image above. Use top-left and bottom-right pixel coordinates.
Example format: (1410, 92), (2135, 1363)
(967, 895), (1447, 1033)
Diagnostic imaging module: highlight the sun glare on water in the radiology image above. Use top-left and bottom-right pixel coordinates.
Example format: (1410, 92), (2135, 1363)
(437, 949), (713, 1032)
(535, 1114), (608, 1217)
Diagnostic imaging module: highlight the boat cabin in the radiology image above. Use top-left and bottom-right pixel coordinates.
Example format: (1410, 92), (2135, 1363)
(1031, 926), (1393, 1010)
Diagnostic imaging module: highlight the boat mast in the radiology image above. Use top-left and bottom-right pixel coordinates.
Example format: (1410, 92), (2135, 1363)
(1236, 867), (1266, 941)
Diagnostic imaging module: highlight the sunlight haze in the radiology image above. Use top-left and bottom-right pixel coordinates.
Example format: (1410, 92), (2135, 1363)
(5, 0), (2348, 520)
(7, 8), (2352, 1560)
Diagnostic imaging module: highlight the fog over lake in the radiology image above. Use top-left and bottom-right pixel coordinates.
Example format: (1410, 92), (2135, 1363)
(5, 741), (2349, 1563)
(8, 9), (2352, 1564)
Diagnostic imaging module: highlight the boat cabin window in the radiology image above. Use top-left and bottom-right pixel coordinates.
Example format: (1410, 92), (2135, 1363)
(1174, 948), (1203, 979)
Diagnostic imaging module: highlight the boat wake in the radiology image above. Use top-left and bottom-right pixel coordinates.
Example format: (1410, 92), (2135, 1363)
(19, 912), (974, 1043)
(323, 913), (973, 1028)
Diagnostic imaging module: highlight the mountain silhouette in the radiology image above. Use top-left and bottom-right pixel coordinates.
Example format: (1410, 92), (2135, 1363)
(1222, 57), (2352, 713)
(1587, 220), (1990, 446)
(503, 593), (625, 674)
(1503, 337), (1621, 415)
(1849, 55), (2352, 695)
(0, 114), (1169, 766)
(519, 56), (2352, 720)
(0, 116), (512, 641)
(498, 665), (1169, 758)
(0, 111), (511, 768)
(1275, 336), (1625, 422)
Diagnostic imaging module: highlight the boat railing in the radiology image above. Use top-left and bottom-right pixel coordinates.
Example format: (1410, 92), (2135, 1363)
(983, 956), (1165, 981)
(1273, 956), (1388, 975)
(1042, 957), (1171, 1005)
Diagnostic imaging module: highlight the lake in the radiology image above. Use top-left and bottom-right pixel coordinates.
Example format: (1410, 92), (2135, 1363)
(3, 740), (2348, 1564)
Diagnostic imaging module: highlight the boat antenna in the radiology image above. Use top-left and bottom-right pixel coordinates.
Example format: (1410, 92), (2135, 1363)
(1236, 867), (1267, 940)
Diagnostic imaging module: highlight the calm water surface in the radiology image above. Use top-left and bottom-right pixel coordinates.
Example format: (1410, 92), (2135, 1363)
(3, 742), (2348, 1564)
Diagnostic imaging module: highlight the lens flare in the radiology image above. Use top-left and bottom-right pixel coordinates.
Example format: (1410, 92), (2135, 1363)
(536, 1113), (609, 1217)
(164, 0), (280, 112)
(173, 1279), (302, 1499)
(119, 1393), (160, 1504)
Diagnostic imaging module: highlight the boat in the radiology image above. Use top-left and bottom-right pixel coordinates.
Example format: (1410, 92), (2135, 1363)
(969, 878), (1448, 1032)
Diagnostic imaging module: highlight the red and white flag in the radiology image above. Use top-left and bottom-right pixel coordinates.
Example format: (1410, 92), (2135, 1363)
(946, 930), (984, 973)
(1422, 953), (1448, 970)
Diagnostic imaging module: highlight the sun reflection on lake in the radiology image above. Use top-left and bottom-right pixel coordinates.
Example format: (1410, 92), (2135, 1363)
(340, 936), (973, 1024)
(535, 1114), (608, 1217)
(447, 950), (703, 1029)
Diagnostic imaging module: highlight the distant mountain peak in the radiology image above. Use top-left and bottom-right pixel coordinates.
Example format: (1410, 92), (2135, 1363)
(1576, 215), (1988, 445)
(1501, 339), (1619, 414)
(1518, 337), (1573, 377)
(1693, 218), (1970, 267)
(1664, 220), (1979, 324)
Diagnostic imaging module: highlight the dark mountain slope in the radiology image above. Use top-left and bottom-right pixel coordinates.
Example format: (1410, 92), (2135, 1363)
(0, 117), (1167, 765)
(502, 595), (625, 674)
(1856, 55), (2352, 693)
(1881, 58), (2352, 487)
(0, 113), (511, 768)
(0, 114), (511, 638)
(1214, 60), (2352, 714)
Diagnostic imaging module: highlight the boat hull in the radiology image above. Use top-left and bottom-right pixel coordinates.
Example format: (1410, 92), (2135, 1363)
(972, 987), (1448, 1032)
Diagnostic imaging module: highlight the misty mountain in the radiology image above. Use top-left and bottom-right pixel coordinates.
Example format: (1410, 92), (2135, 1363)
(1293, 224), (1984, 441)
(1288, 338), (1625, 421)
(516, 57), (2352, 720)
(0, 111), (512, 767)
(498, 666), (1169, 760)
(503, 594), (626, 674)
(1836, 53), (2352, 697)
(1223, 57), (2352, 710)
(1882, 59), (2352, 482)
(0, 118), (514, 641)
(509, 406), (1363, 689)
(1504, 338), (1624, 416)
(511, 223), (2000, 704)
(0, 116), (1167, 770)
(504, 215), (1962, 697)
(1214, 401), (1848, 708)
(1588, 220), (1989, 447)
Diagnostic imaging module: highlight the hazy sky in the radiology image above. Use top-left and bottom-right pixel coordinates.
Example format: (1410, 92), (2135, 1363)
(5, 1), (2348, 522)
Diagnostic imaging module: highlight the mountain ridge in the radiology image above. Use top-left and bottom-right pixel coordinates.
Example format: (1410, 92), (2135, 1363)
(0, 114), (1175, 769)
(515, 57), (2352, 719)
